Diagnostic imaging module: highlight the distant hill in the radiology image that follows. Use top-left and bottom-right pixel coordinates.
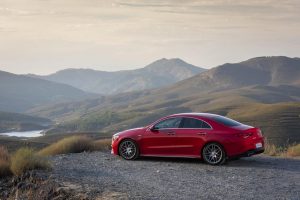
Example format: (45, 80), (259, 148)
(29, 56), (300, 146)
(29, 58), (205, 94)
(156, 56), (300, 96)
(0, 70), (93, 112)
(0, 111), (52, 133)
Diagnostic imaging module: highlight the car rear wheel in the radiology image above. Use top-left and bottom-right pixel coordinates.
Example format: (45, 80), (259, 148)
(118, 139), (139, 160)
(202, 143), (226, 165)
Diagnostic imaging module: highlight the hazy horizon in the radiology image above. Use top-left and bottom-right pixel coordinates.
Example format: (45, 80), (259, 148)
(0, 0), (299, 75)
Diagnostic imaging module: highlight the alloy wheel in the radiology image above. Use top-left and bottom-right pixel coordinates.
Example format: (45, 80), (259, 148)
(119, 140), (138, 160)
(202, 143), (225, 165)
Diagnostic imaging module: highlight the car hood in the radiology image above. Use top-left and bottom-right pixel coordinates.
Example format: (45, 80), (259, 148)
(115, 127), (144, 136)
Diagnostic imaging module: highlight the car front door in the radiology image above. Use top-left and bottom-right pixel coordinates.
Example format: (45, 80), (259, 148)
(141, 117), (182, 156)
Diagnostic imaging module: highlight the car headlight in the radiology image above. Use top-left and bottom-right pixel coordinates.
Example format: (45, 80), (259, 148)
(112, 134), (119, 141)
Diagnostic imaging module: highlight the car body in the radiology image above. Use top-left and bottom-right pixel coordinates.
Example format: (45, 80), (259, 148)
(111, 113), (265, 165)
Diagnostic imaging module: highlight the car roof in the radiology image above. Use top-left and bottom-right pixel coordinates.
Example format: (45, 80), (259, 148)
(167, 112), (221, 118)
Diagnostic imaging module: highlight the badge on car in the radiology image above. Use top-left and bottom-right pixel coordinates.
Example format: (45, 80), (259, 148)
(256, 143), (262, 148)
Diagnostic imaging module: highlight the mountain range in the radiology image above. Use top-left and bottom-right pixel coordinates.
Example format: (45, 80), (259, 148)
(0, 56), (299, 145)
(0, 58), (204, 113)
(28, 58), (205, 94)
(27, 56), (300, 146)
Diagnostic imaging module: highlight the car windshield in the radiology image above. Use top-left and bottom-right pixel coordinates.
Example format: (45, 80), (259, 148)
(212, 116), (241, 127)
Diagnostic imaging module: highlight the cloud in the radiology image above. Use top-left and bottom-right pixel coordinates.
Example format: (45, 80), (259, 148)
(117, 0), (300, 20)
(0, 0), (299, 74)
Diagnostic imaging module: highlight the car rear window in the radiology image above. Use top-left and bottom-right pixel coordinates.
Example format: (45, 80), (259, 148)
(181, 118), (211, 129)
(212, 116), (241, 127)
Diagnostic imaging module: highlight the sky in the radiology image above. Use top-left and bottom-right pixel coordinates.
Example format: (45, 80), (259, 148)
(0, 0), (299, 75)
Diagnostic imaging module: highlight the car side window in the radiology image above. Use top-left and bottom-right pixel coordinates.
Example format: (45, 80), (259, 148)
(181, 118), (211, 129)
(154, 117), (182, 129)
(201, 121), (211, 129)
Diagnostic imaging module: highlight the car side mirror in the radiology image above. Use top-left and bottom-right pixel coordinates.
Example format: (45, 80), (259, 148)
(150, 126), (159, 132)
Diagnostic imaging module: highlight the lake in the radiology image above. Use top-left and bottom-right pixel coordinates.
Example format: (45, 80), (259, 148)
(0, 130), (44, 138)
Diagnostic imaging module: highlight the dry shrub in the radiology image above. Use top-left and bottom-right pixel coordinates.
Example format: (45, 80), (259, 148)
(39, 135), (93, 156)
(0, 146), (12, 177)
(286, 143), (300, 157)
(264, 139), (285, 156)
(10, 147), (50, 176)
(92, 139), (111, 151)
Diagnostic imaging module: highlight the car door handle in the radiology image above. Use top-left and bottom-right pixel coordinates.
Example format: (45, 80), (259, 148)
(167, 131), (175, 135)
(197, 132), (207, 136)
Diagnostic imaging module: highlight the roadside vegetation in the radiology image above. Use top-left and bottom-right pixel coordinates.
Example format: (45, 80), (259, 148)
(286, 143), (300, 157)
(0, 146), (11, 177)
(10, 147), (50, 176)
(264, 140), (300, 157)
(0, 136), (110, 178)
(38, 135), (111, 156)
(0, 146), (50, 178)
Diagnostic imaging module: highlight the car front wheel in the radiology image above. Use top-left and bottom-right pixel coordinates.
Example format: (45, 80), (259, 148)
(202, 143), (226, 165)
(118, 139), (139, 160)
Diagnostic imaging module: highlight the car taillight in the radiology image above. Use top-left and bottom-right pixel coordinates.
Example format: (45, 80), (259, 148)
(257, 129), (263, 137)
(235, 132), (253, 139)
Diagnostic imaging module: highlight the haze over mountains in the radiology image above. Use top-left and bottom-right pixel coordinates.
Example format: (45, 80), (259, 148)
(0, 58), (204, 113)
(29, 58), (205, 95)
(29, 56), (300, 117)
(0, 70), (93, 112)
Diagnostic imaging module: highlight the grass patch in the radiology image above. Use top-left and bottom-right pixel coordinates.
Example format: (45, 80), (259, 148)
(264, 139), (300, 158)
(10, 147), (50, 176)
(0, 146), (12, 177)
(39, 135), (93, 156)
(38, 135), (111, 156)
(286, 144), (300, 157)
(264, 140), (285, 156)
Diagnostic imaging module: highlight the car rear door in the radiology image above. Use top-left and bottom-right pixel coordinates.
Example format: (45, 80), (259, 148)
(174, 117), (212, 157)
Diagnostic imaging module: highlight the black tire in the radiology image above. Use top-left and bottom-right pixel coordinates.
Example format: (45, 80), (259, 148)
(202, 142), (226, 165)
(118, 139), (139, 160)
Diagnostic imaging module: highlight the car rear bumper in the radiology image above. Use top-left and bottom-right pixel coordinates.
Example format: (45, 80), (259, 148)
(230, 147), (264, 159)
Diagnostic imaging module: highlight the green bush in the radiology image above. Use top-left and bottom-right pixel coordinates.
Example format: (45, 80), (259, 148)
(10, 147), (50, 176)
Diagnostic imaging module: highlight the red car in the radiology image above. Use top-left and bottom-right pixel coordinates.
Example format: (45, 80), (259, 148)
(111, 113), (265, 165)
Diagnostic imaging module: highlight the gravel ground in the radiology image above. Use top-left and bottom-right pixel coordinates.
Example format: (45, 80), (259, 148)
(50, 151), (300, 200)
